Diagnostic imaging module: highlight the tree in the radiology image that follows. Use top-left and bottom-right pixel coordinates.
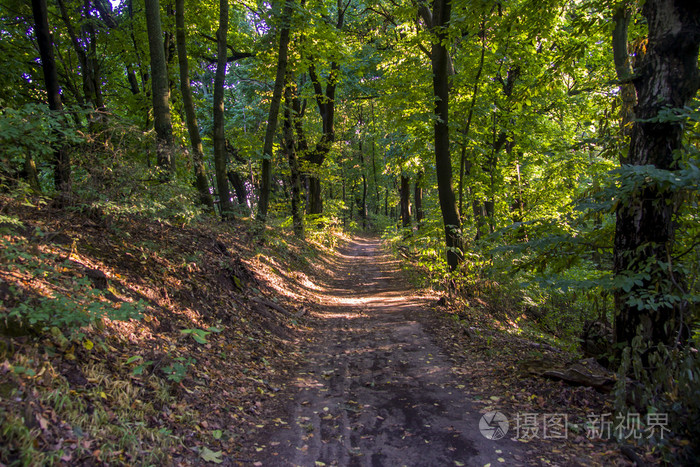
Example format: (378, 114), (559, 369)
(258, 0), (294, 221)
(613, 0), (700, 349)
(56, 0), (105, 114)
(430, 0), (461, 270)
(303, 0), (350, 215)
(284, 74), (304, 238)
(212, 0), (234, 218)
(414, 171), (424, 226)
(31, 0), (71, 200)
(144, 0), (175, 174)
(175, 0), (214, 209)
(400, 174), (411, 228)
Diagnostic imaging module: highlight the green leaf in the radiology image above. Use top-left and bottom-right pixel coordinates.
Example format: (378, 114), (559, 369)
(200, 447), (223, 464)
(126, 355), (143, 364)
(192, 333), (208, 344)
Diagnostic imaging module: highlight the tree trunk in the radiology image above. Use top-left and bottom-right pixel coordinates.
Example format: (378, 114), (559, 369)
(31, 0), (71, 201)
(175, 0), (214, 209)
(613, 0), (700, 349)
(370, 99), (380, 214)
(400, 174), (411, 228)
(213, 0), (234, 218)
(284, 75), (304, 238)
(303, 1), (346, 215)
(414, 171), (424, 226)
(144, 0), (175, 174)
(225, 141), (249, 205)
(258, 0), (293, 221)
(56, 0), (104, 115)
(307, 177), (323, 214)
(612, 4), (636, 164)
(431, 0), (462, 270)
(358, 137), (368, 227)
(458, 20), (485, 218)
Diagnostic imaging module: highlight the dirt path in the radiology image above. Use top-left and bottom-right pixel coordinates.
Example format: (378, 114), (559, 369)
(250, 238), (526, 466)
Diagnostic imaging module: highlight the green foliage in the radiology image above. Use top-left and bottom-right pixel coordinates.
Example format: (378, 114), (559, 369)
(0, 103), (87, 191)
(181, 326), (222, 344)
(162, 356), (195, 383)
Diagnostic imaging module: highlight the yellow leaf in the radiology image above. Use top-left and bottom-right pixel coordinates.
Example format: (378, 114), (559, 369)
(83, 340), (94, 350)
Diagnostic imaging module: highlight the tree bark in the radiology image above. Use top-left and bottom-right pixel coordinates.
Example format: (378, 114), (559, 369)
(284, 75), (304, 238)
(176, 0), (214, 209)
(414, 171), (424, 226)
(430, 0), (462, 270)
(213, 0), (234, 218)
(258, 0), (293, 221)
(225, 141), (249, 205)
(144, 0), (175, 174)
(31, 0), (71, 201)
(613, 0), (700, 349)
(612, 4), (636, 164)
(400, 174), (411, 228)
(307, 177), (323, 214)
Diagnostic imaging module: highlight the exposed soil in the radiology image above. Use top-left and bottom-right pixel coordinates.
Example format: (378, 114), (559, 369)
(246, 238), (528, 466)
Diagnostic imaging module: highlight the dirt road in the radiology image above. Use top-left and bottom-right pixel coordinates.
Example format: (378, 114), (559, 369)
(250, 238), (526, 466)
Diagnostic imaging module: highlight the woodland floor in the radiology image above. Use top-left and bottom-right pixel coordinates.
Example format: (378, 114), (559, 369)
(0, 198), (654, 466)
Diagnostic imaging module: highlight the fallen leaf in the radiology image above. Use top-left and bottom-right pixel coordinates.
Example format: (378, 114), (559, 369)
(200, 447), (223, 464)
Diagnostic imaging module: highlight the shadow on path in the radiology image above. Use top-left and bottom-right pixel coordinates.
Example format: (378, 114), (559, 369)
(250, 238), (526, 466)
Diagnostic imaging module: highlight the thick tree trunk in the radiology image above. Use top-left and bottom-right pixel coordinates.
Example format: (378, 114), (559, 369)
(31, 0), (71, 200)
(284, 76), (304, 238)
(431, 0), (462, 270)
(144, 0), (175, 174)
(175, 0), (214, 209)
(307, 177), (323, 214)
(212, 0), (234, 218)
(613, 0), (700, 349)
(400, 175), (411, 228)
(258, 0), (293, 221)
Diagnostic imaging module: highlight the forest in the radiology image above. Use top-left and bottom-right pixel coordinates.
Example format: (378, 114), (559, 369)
(1, 0), (699, 465)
